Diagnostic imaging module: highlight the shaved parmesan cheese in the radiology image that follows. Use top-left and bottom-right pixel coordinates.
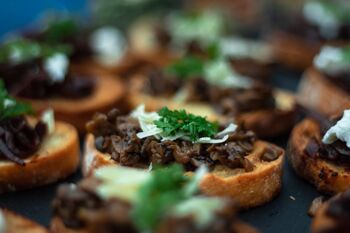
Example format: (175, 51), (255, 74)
(323, 109), (350, 148)
(131, 105), (162, 140)
(184, 165), (207, 196)
(204, 60), (252, 89)
(172, 196), (224, 228)
(314, 46), (350, 75)
(41, 109), (55, 135)
(303, 1), (340, 39)
(220, 37), (273, 63)
(95, 166), (151, 202)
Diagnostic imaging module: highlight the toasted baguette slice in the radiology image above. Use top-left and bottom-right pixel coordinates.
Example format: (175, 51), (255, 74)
(128, 75), (296, 138)
(50, 216), (259, 233)
(288, 118), (350, 194)
(19, 75), (125, 133)
(268, 31), (321, 70)
(0, 121), (79, 193)
(83, 134), (284, 209)
(0, 209), (48, 233)
(298, 68), (350, 118)
(70, 53), (143, 77)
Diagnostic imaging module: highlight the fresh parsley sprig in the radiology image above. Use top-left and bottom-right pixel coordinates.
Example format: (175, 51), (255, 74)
(0, 81), (33, 120)
(154, 107), (218, 141)
(131, 164), (190, 231)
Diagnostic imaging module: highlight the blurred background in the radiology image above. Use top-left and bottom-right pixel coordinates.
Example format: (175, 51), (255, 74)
(0, 0), (303, 37)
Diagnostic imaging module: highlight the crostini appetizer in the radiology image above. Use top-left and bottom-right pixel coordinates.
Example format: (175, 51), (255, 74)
(24, 17), (138, 76)
(0, 83), (79, 193)
(269, 0), (350, 70)
(52, 164), (259, 233)
(128, 56), (295, 138)
(311, 190), (350, 233)
(129, 10), (224, 58)
(129, 11), (274, 80)
(83, 106), (284, 208)
(298, 45), (350, 117)
(288, 109), (350, 194)
(0, 209), (49, 233)
(0, 38), (125, 132)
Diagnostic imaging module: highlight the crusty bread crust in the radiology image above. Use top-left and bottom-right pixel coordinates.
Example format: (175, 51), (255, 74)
(288, 118), (350, 194)
(51, 216), (259, 233)
(268, 31), (321, 70)
(1, 209), (48, 233)
(310, 196), (339, 233)
(83, 134), (284, 209)
(0, 121), (79, 193)
(19, 75), (125, 133)
(298, 68), (350, 117)
(127, 75), (296, 138)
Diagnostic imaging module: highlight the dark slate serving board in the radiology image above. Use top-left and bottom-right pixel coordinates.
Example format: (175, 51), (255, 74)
(0, 66), (322, 233)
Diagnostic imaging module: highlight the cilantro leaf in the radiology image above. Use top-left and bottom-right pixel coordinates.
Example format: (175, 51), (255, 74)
(131, 164), (189, 231)
(154, 107), (218, 141)
(0, 81), (33, 120)
(165, 56), (204, 79)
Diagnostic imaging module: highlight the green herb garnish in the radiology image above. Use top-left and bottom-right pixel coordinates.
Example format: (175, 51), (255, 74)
(206, 42), (221, 60)
(131, 164), (191, 231)
(317, 0), (350, 23)
(154, 107), (218, 141)
(165, 56), (204, 79)
(0, 39), (40, 63)
(0, 38), (72, 64)
(44, 18), (78, 43)
(0, 81), (33, 120)
(341, 45), (350, 62)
